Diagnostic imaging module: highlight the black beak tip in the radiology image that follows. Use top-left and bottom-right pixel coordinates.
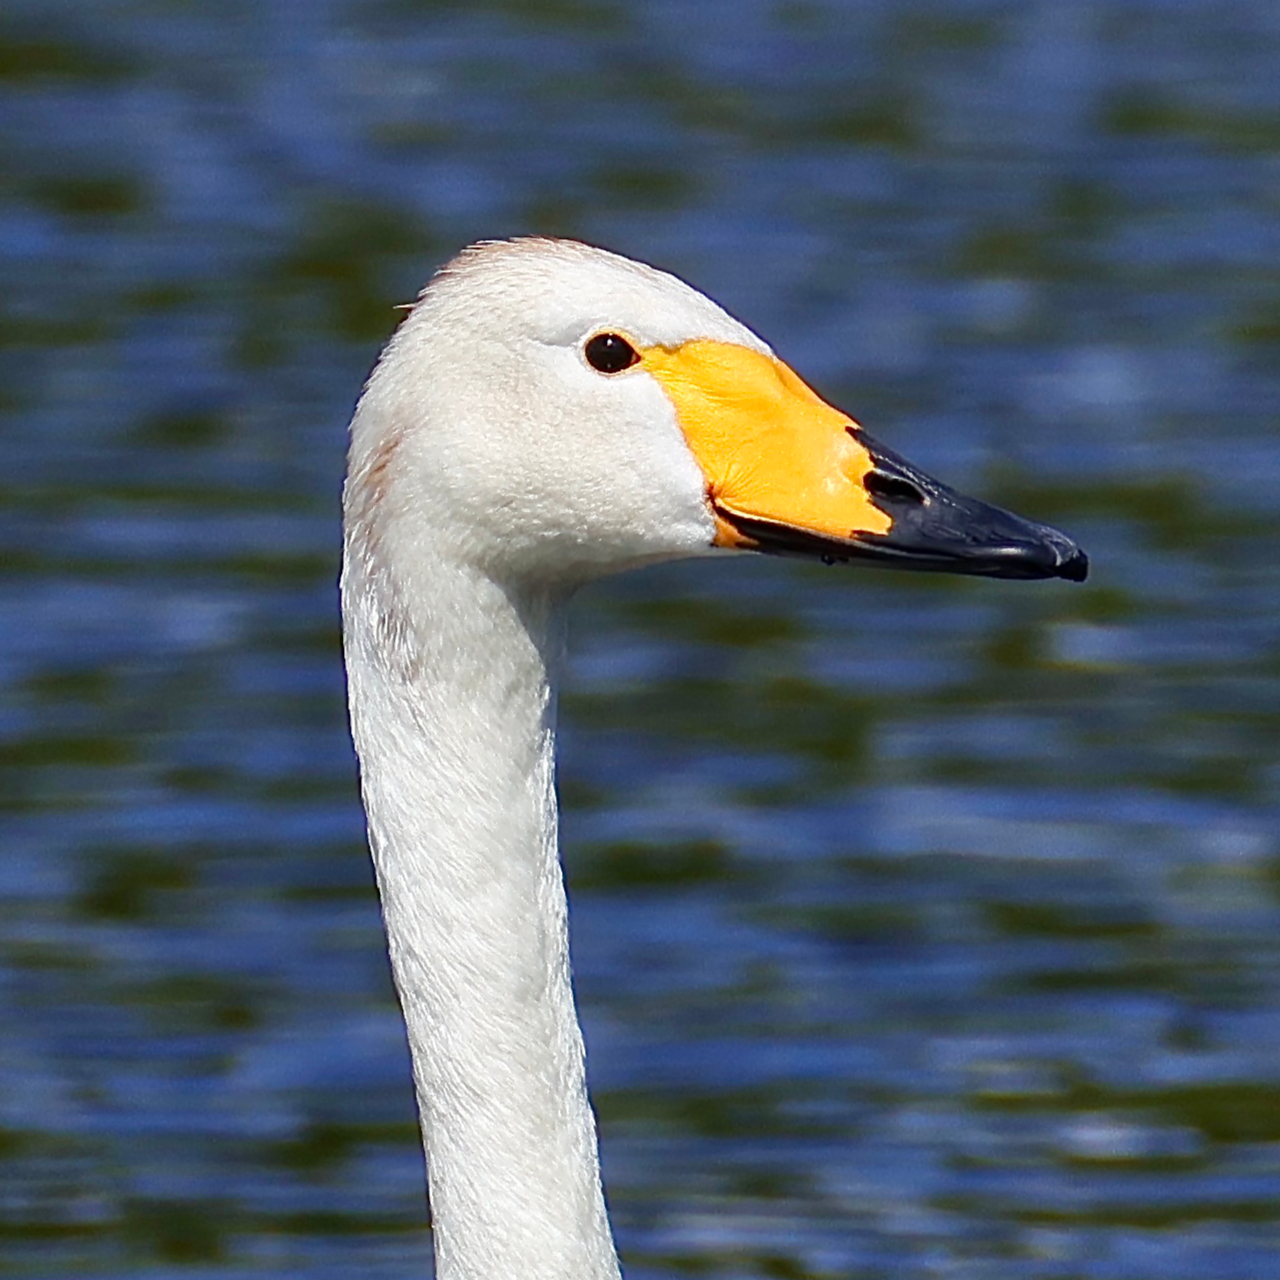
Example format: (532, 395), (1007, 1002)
(1040, 528), (1088, 582)
(987, 537), (1089, 582)
(851, 430), (1089, 585)
(1054, 546), (1089, 583)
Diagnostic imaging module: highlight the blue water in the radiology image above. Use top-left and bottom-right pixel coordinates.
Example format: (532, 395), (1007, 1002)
(4, 2), (1280, 1276)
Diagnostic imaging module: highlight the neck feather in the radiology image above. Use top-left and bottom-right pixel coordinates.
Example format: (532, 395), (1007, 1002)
(342, 550), (620, 1280)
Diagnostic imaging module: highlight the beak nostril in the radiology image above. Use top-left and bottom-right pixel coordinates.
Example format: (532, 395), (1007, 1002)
(865, 469), (926, 506)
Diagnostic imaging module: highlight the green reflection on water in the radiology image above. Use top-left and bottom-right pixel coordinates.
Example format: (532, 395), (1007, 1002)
(573, 837), (735, 893)
(1103, 89), (1280, 154)
(76, 848), (195, 921)
(0, 25), (136, 83)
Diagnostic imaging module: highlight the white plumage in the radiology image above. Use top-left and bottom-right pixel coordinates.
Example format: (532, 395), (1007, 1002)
(340, 238), (1084, 1280)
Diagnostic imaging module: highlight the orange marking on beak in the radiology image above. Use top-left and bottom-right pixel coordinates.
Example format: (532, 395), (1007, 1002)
(640, 341), (892, 547)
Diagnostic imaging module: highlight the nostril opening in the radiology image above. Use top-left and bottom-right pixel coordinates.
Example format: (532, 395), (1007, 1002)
(865, 469), (925, 506)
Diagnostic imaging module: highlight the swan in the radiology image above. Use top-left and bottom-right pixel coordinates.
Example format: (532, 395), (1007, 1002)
(340, 237), (1087, 1280)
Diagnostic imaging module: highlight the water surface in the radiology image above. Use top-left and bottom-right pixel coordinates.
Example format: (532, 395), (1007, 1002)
(4, 2), (1280, 1276)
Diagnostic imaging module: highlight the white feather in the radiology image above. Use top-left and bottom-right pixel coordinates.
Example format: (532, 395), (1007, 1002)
(341, 239), (770, 1279)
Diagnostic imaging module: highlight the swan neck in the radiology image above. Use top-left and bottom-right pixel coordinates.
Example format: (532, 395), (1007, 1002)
(343, 565), (619, 1280)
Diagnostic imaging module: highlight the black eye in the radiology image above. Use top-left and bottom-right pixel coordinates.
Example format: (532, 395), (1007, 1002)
(584, 332), (640, 374)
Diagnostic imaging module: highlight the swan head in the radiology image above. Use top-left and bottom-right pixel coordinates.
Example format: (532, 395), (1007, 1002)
(346, 237), (1087, 592)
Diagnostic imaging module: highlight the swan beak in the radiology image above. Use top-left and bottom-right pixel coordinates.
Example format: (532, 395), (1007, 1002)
(641, 341), (1087, 583)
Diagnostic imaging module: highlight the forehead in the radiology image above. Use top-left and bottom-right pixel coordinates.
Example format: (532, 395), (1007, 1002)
(428, 239), (772, 354)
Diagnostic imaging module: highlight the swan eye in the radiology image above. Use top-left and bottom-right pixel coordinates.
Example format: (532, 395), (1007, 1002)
(584, 332), (640, 374)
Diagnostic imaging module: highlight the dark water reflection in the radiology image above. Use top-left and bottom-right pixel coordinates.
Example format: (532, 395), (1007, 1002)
(5, 1), (1280, 1276)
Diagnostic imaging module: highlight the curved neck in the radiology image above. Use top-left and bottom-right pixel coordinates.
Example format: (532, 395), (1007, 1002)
(343, 559), (620, 1280)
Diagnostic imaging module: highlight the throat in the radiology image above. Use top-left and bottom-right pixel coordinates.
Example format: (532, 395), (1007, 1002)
(342, 566), (619, 1280)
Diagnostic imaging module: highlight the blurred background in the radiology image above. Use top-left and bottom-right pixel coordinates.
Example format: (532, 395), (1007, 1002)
(4, 1), (1280, 1277)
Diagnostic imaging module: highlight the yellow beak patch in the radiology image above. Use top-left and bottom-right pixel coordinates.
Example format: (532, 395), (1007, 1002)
(640, 340), (892, 548)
